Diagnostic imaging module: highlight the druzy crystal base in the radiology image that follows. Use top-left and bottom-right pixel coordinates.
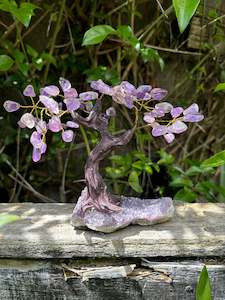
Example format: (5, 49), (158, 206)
(71, 195), (175, 233)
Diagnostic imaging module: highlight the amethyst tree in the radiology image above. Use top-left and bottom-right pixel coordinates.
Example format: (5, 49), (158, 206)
(3, 78), (204, 232)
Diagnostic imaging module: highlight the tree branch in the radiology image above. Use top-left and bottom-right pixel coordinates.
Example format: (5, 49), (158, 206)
(71, 111), (92, 127)
(113, 128), (134, 146)
(71, 96), (103, 128)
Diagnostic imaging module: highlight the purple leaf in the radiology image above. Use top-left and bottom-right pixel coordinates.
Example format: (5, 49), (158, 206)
(20, 113), (35, 129)
(124, 95), (134, 109)
(171, 107), (183, 118)
(32, 142), (47, 162)
(42, 85), (60, 96)
(143, 113), (155, 124)
(64, 98), (80, 111)
(136, 85), (152, 100)
(183, 103), (204, 123)
(121, 81), (136, 94)
(48, 116), (62, 132)
(40, 142), (47, 154)
(3, 100), (20, 112)
(64, 88), (78, 99)
(183, 114), (204, 122)
(168, 120), (187, 134)
(151, 121), (160, 128)
(152, 107), (165, 117)
(36, 120), (47, 134)
(148, 111), (158, 118)
(79, 91), (98, 101)
(40, 88), (49, 96)
(23, 85), (36, 97)
(164, 133), (175, 144)
(32, 148), (41, 162)
(90, 79), (113, 95)
(59, 77), (71, 92)
(150, 88), (168, 100)
(183, 103), (199, 115)
(30, 131), (42, 148)
(112, 85), (134, 109)
(62, 130), (74, 142)
(17, 120), (26, 128)
(137, 85), (152, 93)
(155, 102), (173, 113)
(39, 95), (59, 114)
(152, 125), (168, 137)
(66, 121), (79, 128)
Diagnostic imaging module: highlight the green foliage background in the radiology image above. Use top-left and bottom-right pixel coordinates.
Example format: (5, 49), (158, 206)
(0, 0), (225, 204)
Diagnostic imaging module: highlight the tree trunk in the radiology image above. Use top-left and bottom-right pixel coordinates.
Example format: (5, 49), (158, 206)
(80, 130), (134, 213)
(72, 101), (135, 213)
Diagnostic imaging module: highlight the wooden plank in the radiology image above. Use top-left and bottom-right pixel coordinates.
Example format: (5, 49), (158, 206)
(0, 259), (224, 300)
(0, 202), (225, 258)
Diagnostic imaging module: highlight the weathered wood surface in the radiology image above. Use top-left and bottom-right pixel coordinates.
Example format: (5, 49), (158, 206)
(1, 203), (225, 299)
(1, 202), (225, 258)
(0, 258), (225, 300)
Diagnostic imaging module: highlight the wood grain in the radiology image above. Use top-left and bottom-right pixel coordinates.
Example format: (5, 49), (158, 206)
(0, 259), (224, 300)
(1, 203), (225, 299)
(0, 202), (225, 258)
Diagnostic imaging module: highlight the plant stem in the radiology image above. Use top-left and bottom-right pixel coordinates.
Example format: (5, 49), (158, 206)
(43, 0), (66, 84)
(60, 135), (75, 202)
(80, 125), (91, 155)
(9, 128), (20, 203)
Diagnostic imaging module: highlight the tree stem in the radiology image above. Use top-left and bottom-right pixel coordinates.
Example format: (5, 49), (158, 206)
(71, 102), (134, 213)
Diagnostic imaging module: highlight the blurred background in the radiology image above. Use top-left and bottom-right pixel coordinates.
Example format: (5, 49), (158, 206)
(1, 0), (225, 204)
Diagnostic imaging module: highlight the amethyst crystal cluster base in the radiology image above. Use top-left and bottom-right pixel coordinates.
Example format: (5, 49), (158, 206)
(71, 194), (175, 233)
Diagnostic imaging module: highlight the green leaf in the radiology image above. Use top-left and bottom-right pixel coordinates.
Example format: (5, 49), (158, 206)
(174, 188), (197, 202)
(187, 165), (214, 176)
(140, 47), (164, 71)
(82, 25), (116, 46)
(136, 132), (152, 144)
(0, 0), (17, 13)
(41, 53), (57, 66)
(0, 54), (14, 71)
(196, 181), (225, 198)
(144, 165), (153, 174)
(0, 213), (20, 229)
(153, 164), (160, 173)
(105, 166), (128, 179)
(13, 3), (38, 27)
(157, 149), (174, 165)
(132, 160), (145, 170)
(170, 177), (193, 188)
(12, 49), (25, 64)
(202, 150), (225, 168)
(116, 25), (140, 50)
(26, 44), (38, 58)
(18, 62), (29, 76)
(214, 82), (225, 92)
(173, 166), (185, 175)
(109, 154), (132, 167)
(128, 170), (143, 193)
(196, 265), (212, 300)
(0, 1), (38, 27)
(173, 0), (200, 33)
(185, 166), (202, 176)
(109, 155), (124, 164)
(133, 151), (146, 161)
(85, 65), (119, 85)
